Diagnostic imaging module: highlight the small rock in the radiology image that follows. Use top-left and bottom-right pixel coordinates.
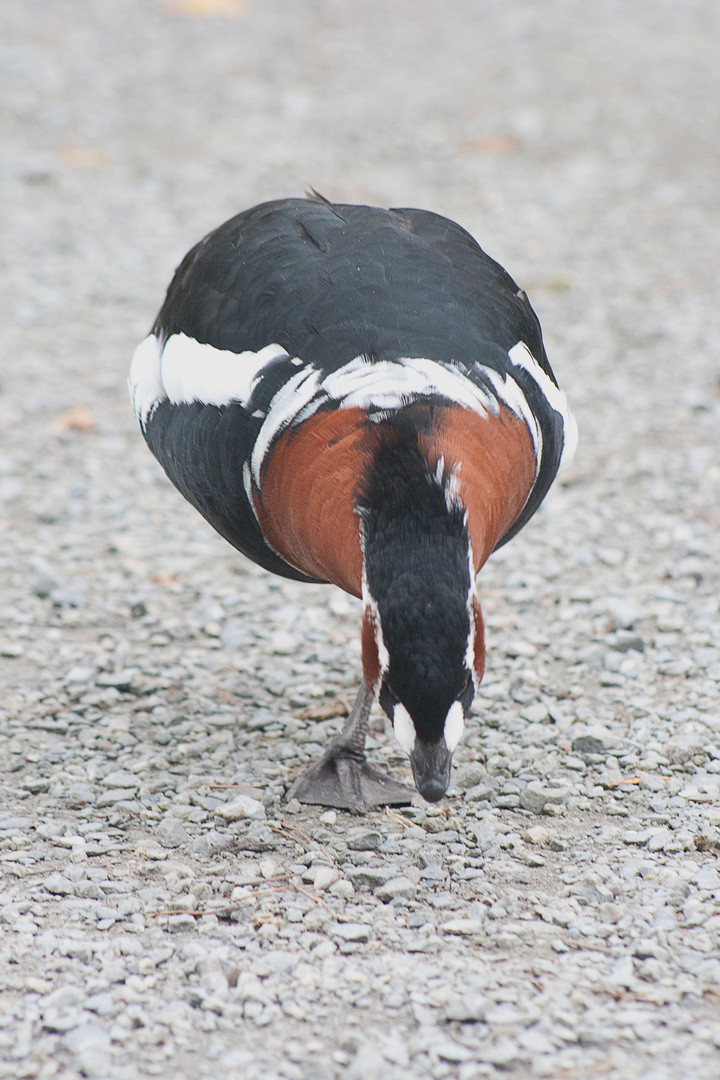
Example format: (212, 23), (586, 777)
(453, 762), (487, 791)
(519, 782), (566, 814)
(167, 913), (197, 932)
(329, 879), (354, 899)
(44, 1010), (86, 1034)
(155, 818), (189, 849)
(598, 902), (624, 924)
(346, 867), (394, 889)
(444, 994), (487, 1022)
(623, 829), (651, 846)
(96, 670), (138, 691)
(375, 876), (416, 903)
(633, 939), (661, 959)
(334, 923), (370, 943)
(524, 825), (549, 845)
(84, 993), (115, 1016)
(21, 778), (50, 794)
(696, 864), (720, 891)
(347, 1047), (386, 1080)
(313, 866), (339, 891)
(215, 795), (266, 821)
(44, 987), (83, 1013)
(101, 769), (139, 789)
(319, 810), (337, 825)
(441, 918), (484, 936)
(516, 847), (545, 867)
(29, 564), (59, 598)
(0, 641), (24, 658)
(647, 828), (673, 852)
(520, 703), (549, 723)
(44, 874), (76, 896)
(639, 772), (666, 792)
(465, 779), (497, 802)
(572, 735), (606, 755)
(65, 783), (96, 808)
(135, 839), (168, 860)
(65, 665), (95, 685)
(97, 789), (138, 808)
(346, 828), (381, 851)
(270, 629), (296, 654)
(607, 955), (636, 988)
(433, 1039), (475, 1063)
(62, 1022), (111, 1057)
(259, 856), (278, 879)
(304, 908), (332, 932)
(191, 831), (229, 858)
(482, 1038), (525, 1067)
(564, 756), (586, 772)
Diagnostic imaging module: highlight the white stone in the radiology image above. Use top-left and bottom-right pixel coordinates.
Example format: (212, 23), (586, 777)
(215, 795), (266, 821)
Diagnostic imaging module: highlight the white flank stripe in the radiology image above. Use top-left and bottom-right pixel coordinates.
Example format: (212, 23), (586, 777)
(508, 342), (578, 472)
(128, 332), (290, 427)
(161, 333), (289, 409)
(129, 334), (166, 427)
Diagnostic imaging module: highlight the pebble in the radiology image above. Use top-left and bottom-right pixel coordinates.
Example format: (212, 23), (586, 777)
(44, 874), (76, 896)
(167, 914), (198, 932)
(346, 867), (394, 889)
(623, 829), (652, 846)
(312, 866), (339, 891)
(695, 865), (720, 891)
(346, 828), (382, 851)
(466, 780), (498, 802)
(374, 876), (416, 903)
(444, 994), (488, 1022)
(96, 788), (138, 807)
(155, 818), (189, 849)
(434, 1039), (475, 1063)
(520, 783), (566, 814)
(101, 769), (139, 789)
(215, 795), (266, 822)
(441, 919), (485, 936)
(333, 923), (371, 943)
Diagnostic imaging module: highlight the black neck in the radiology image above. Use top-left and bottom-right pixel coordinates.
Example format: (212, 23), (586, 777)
(359, 427), (472, 741)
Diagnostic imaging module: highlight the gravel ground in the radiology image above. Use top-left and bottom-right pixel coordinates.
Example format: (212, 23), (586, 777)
(2, 2), (720, 1078)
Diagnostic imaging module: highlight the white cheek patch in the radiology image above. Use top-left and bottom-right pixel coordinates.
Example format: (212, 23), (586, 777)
(443, 701), (465, 752)
(392, 703), (416, 755)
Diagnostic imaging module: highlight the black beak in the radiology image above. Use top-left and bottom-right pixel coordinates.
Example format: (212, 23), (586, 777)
(410, 740), (452, 803)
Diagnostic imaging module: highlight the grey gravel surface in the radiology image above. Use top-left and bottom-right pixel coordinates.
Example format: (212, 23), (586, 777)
(2, 2), (720, 1079)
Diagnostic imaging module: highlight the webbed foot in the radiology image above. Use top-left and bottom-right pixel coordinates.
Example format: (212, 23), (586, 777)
(289, 748), (412, 812)
(287, 681), (413, 813)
